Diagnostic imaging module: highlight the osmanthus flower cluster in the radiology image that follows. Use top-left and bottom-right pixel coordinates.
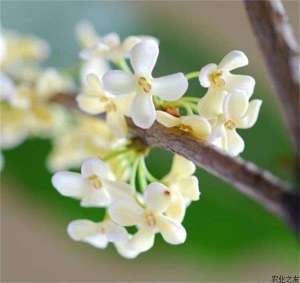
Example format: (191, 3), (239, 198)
(1, 22), (262, 257)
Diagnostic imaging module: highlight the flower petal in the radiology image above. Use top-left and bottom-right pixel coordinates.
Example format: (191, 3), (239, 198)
(225, 74), (255, 97)
(165, 191), (186, 223)
(157, 215), (186, 245)
(156, 111), (180, 128)
(103, 179), (134, 200)
(218, 50), (248, 71)
(177, 176), (200, 201)
(238, 99), (262, 129)
(198, 63), (217, 88)
(164, 154), (195, 184)
(102, 70), (135, 95)
(81, 157), (109, 179)
(128, 228), (155, 252)
(104, 221), (128, 242)
(130, 40), (159, 76)
(52, 171), (86, 198)
(109, 199), (144, 226)
(223, 90), (249, 121)
(67, 219), (99, 240)
(80, 188), (111, 207)
(180, 115), (211, 140)
(144, 182), (172, 213)
(115, 241), (140, 259)
(130, 93), (156, 129)
(151, 73), (188, 101)
(101, 32), (120, 47)
(197, 88), (227, 119)
(225, 129), (245, 156)
(76, 94), (106, 115)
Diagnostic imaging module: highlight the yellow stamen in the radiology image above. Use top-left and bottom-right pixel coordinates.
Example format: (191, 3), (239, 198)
(224, 119), (236, 130)
(209, 70), (225, 87)
(138, 76), (152, 93)
(145, 212), (156, 227)
(88, 175), (102, 189)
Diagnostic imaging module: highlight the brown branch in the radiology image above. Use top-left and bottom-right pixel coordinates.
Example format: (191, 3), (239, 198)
(51, 94), (299, 235)
(244, 0), (300, 149)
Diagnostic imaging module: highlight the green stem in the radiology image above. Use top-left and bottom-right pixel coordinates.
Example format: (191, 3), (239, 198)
(138, 157), (147, 192)
(102, 148), (131, 162)
(130, 157), (140, 187)
(116, 59), (131, 73)
(185, 71), (199, 80)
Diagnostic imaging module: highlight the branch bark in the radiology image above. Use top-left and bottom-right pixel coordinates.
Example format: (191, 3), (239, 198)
(51, 94), (299, 234)
(244, 0), (300, 149)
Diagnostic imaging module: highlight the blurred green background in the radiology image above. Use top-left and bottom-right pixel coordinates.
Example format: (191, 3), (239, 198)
(1, 1), (299, 282)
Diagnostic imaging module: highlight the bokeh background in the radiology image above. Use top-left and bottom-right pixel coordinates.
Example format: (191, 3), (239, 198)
(1, 1), (299, 282)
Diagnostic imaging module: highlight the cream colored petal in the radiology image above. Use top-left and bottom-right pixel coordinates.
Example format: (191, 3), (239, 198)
(156, 111), (180, 128)
(103, 220), (128, 242)
(223, 90), (249, 121)
(80, 58), (109, 85)
(180, 115), (211, 140)
(106, 111), (128, 138)
(218, 50), (248, 71)
(165, 154), (195, 182)
(177, 176), (200, 201)
(51, 171), (86, 198)
(197, 88), (227, 119)
(165, 191), (186, 223)
(151, 73), (188, 101)
(225, 129), (245, 156)
(108, 199), (144, 226)
(67, 219), (99, 240)
(114, 93), (134, 117)
(115, 240), (140, 259)
(237, 99), (262, 129)
(81, 157), (109, 179)
(224, 74), (255, 97)
(80, 188), (111, 207)
(130, 40), (159, 76)
(198, 63), (217, 88)
(103, 179), (134, 200)
(130, 93), (156, 129)
(76, 94), (106, 115)
(102, 70), (136, 95)
(128, 228), (155, 252)
(157, 215), (186, 245)
(144, 182), (172, 213)
(101, 32), (120, 47)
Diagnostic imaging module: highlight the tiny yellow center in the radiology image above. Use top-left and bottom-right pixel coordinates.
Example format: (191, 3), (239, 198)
(178, 124), (193, 133)
(209, 70), (225, 87)
(88, 175), (102, 189)
(224, 119), (236, 130)
(138, 76), (152, 93)
(145, 212), (156, 227)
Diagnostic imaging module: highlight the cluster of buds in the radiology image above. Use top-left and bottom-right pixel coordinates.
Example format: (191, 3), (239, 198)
(0, 21), (262, 258)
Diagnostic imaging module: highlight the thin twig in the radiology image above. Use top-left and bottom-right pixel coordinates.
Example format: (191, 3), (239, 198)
(244, 0), (300, 149)
(51, 94), (299, 234)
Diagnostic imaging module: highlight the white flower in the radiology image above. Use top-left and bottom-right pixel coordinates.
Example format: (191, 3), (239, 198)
(156, 111), (211, 141)
(109, 182), (187, 253)
(103, 40), (188, 129)
(77, 74), (132, 137)
(80, 32), (157, 64)
(114, 238), (141, 259)
(52, 157), (134, 207)
(163, 155), (200, 222)
(36, 68), (74, 99)
(0, 72), (15, 101)
(198, 51), (255, 120)
(80, 57), (109, 86)
(75, 20), (99, 49)
(67, 219), (128, 249)
(210, 90), (262, 156)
